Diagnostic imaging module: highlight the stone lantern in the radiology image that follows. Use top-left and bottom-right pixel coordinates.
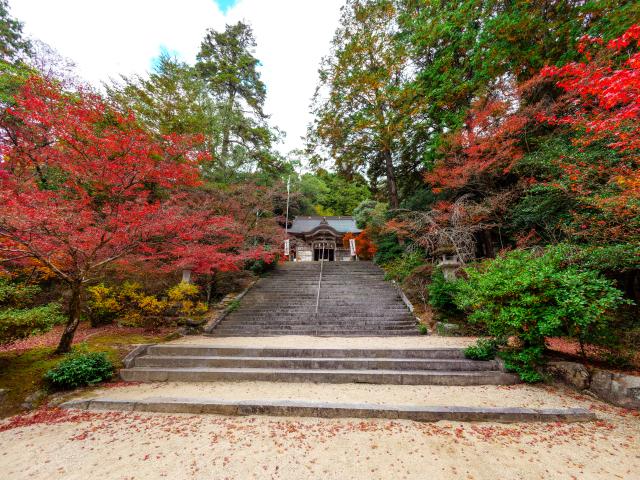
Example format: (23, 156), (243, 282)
(435, 245), (462, 282)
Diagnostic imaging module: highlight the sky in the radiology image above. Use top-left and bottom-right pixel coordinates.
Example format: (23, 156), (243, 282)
(9, 0), (345, 154)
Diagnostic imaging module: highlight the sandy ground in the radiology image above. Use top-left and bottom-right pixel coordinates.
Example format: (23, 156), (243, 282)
(79, 382), (596, 409)
(1, 397), (638, 480)
(169, 335), (478, 348)
(3, 335), (638, 479)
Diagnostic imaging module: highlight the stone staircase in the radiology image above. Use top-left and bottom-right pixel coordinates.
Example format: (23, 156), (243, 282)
(72, 261), (595, 423)
(119, 344), (519, 386)
(208, 261), (419, 336)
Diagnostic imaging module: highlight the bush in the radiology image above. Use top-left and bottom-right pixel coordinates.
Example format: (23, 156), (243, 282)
(454, 248), (629, 382)
(0, 277), (41, 308)
(246, 258), (276, 275)
(88, 281), (208, 328)
(44, 351), (114, 390)
(428, 269), (462, 315)
(373, 233), (404, 265)
(167, 282), (208, 317)
(0, 303), (65, 344)
(464, 338), (501, 361)
(382, 251), (425, 283)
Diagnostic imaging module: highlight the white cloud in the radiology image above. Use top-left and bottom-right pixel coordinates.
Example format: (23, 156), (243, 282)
(10, 0), (344, 154)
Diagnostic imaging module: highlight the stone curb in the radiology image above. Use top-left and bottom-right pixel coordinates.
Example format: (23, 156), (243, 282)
(122, 344), (152, 369)
(60, 397), (596, 423)
(204, 280), (259, 334)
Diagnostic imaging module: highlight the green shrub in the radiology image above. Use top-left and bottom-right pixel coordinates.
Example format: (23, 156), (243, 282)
(417, 323), (428, 335)
(428, 269), (462, 315)
(0, 277), (41, 308)
(373, 233), (404, 265)
(464, 339), (501, 361)
(0, 303), (65, 344)
(246, 258), (277, 275)
(44, 351), (114, 390)
(382, 251), (425, 282)
(454, 248), (629, 382)
(227, 299), (241, 312)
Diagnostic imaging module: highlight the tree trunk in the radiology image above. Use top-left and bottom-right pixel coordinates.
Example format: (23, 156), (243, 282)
(220, 91), (236, 166)
(55, 282), (83, 354)
(383, 147), (399, 209)
(482, 230), (495, 258)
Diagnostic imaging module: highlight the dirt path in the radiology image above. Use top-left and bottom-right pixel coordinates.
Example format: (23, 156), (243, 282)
(1, 392), (638, 480)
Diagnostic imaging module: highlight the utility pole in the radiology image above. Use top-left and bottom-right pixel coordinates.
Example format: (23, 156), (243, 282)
(284, 175), (291, 261)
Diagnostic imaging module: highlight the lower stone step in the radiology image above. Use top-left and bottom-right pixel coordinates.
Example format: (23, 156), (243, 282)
(134, 356), (498, 371)
(146, 346), (468, 359)
(61, 398), (596, 423)
(120, 367), (519, 385)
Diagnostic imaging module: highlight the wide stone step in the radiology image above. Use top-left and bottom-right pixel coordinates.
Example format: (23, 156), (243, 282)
(215, 325), (418, 337)
(225, 312), (415, 324)
(221, 320), (415, 327)
(62, 398), (595, 423)
(120, 367), (519, 385)
(211, 329), (419, 336)
(146, 346), (468, 359)
(135, 355), (497, 371)
(215, 325), (416, 332)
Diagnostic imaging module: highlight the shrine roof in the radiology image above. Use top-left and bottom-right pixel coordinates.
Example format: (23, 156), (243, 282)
(288, 216), (361, 234)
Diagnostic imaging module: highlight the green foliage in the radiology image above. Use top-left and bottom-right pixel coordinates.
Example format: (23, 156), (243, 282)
(464, 338), (501, 361)
(299, 170), (370, 216)
(196, 21), (278, 175)
(0, 0), (31, 62)
(500, 347), (545, 383)
(454, 248), (629, 381)
(246, 258), (276, 275)
(44, 351), (114, 390)
(353, 200), (388, 231)
(417, 323), (428, 335)
(382, 251), (425, 282)
(509, 184), (573, 241)
(0, 277), (40, 308)
(310, 0), (409, 207)
(0, 303), (65, 344)
(373, 233), (404, 265)
(227, 299), (240, 313)
(428, 269), (461, 315)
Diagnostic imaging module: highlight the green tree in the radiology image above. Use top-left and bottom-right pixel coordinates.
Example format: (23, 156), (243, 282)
(299, 170), (371, 216)
(0, 0), (30, 63)
(197, 22), (277, 174)
(106, 53), (221, 167)
(0, 0), (33, 103)
(311, 0), (412, 208)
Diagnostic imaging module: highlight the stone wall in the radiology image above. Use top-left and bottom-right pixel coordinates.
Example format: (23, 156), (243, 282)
(546, 361), (640, 409)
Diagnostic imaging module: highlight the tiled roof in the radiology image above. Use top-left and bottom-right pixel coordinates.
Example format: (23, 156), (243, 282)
(288, 216), (361, 234)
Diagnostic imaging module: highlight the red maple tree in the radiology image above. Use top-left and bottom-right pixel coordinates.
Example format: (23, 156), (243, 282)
(540, 24), (640, 242)
(424, 83), (527, 193)
(0, 77), (272, 352)
(343, 230), (376, 260)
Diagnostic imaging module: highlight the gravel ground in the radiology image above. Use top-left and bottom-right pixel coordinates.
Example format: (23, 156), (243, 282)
(169, 335), (479, 348)
(1, 396), (638, 480)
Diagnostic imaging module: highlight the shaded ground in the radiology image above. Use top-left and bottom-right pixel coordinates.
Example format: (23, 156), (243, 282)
(1, 396), (638, 480)
(0, 324), (175, 418)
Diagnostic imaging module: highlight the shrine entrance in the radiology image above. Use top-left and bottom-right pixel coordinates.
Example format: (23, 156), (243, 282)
(313, 241), (335, 261)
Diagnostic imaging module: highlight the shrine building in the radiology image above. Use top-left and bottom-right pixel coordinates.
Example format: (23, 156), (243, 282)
(288, 216), (361, 261)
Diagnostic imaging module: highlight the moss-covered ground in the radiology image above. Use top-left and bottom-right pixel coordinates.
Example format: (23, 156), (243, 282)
(0, 324), (175, 418)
